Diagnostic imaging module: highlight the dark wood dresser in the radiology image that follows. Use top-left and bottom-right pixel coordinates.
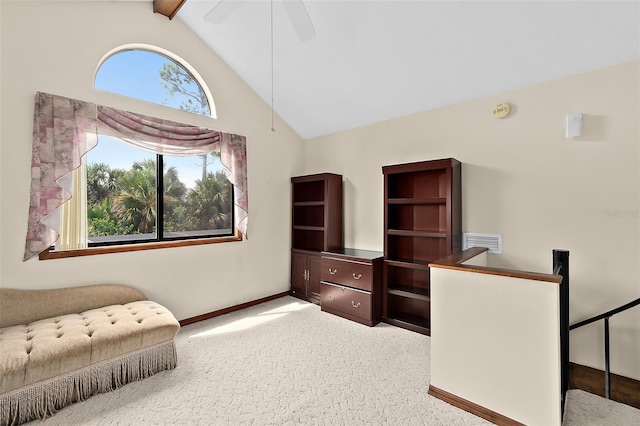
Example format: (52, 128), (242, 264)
(320, 248), (384, 326)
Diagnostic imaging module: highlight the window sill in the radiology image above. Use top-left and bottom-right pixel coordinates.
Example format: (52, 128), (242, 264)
(38, 230), (243, 260)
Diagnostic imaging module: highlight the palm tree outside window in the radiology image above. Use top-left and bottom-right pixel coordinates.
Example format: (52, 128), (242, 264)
(56, 47), (233, 250)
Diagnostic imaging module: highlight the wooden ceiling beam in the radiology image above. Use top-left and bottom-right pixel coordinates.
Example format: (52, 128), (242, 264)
(153, 0), (187, 20)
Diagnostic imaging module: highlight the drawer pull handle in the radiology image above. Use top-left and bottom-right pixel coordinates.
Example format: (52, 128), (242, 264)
(352, 301), (361, 308)
(328, 268), (337, 275)
(352, 273), (362, 280)
(328, 295), (335, 301)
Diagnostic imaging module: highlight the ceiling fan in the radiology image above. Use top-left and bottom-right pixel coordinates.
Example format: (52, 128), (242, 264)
(204, 0), (316, 42)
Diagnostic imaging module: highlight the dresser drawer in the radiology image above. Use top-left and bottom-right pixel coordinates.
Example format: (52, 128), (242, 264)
(321, 258), (373, 291)
(320, 282), (372, 323)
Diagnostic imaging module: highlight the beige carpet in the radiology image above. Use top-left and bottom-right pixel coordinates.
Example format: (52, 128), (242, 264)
(26, 296), (640, 425)
(563, 389), (640, 426)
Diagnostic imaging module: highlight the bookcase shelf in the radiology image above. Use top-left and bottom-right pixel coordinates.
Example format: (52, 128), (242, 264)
(383, 310), (431, 334)
(387, 230), (447, 238)
(388, 198), (446, 205)
(387, 286), (431, 302)
(293, 225), (325, 232)
(384, 259), (431, 270)
(293, 201), (325, 207)
(382, 158), (461, 335)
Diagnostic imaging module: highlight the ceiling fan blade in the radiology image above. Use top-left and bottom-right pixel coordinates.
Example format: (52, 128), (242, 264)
(204, 0), (245, 25)
(282, 0), (316, 42)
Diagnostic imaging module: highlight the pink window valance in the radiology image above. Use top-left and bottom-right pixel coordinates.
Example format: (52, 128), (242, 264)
(24, 92), (248, 260)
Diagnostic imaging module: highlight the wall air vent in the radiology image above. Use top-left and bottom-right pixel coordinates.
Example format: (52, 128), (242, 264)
(463, 233), (503, 254)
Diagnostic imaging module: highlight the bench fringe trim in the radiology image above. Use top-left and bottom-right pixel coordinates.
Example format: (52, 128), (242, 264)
(0, 340), (177, 426)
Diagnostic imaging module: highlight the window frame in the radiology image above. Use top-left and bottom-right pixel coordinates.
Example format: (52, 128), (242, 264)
(39, 45), (242, 260)
(89, 152), (235, 244)
(95, 44), (217, 119)
(43, 151), (240, 261)
(39, 231), (242, 260)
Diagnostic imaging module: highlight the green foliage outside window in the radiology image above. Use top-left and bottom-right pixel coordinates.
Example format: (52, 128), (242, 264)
(86, 159), (232, 238)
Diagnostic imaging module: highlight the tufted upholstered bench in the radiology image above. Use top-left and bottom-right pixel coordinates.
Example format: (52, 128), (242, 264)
(0, 285), (180, 425)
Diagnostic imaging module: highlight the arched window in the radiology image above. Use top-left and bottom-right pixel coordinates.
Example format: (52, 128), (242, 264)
(52, 46), (237, 255)
(95, 46), (216, 118)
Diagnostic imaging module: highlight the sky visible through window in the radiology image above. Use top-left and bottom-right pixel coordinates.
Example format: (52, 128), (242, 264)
(92, 49), (223, 189)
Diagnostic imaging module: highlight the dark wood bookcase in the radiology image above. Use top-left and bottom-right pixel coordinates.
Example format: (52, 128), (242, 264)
(382, 158), (461, 334)
(290, 173), (343, 303)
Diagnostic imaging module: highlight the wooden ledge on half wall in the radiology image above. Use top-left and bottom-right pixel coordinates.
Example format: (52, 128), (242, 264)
(429, 247), (562, 284)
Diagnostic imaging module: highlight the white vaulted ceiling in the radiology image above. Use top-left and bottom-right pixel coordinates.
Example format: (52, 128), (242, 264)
(177, 1), (640, 139)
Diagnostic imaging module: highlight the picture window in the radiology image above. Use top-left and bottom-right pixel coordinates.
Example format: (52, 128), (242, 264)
(49, 47), (236, 256)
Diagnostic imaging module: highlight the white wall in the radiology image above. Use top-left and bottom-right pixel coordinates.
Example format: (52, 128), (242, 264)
(0, 1), (305, 320)
(430, 264), (562, 426)
(304, 61), (640, 380)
